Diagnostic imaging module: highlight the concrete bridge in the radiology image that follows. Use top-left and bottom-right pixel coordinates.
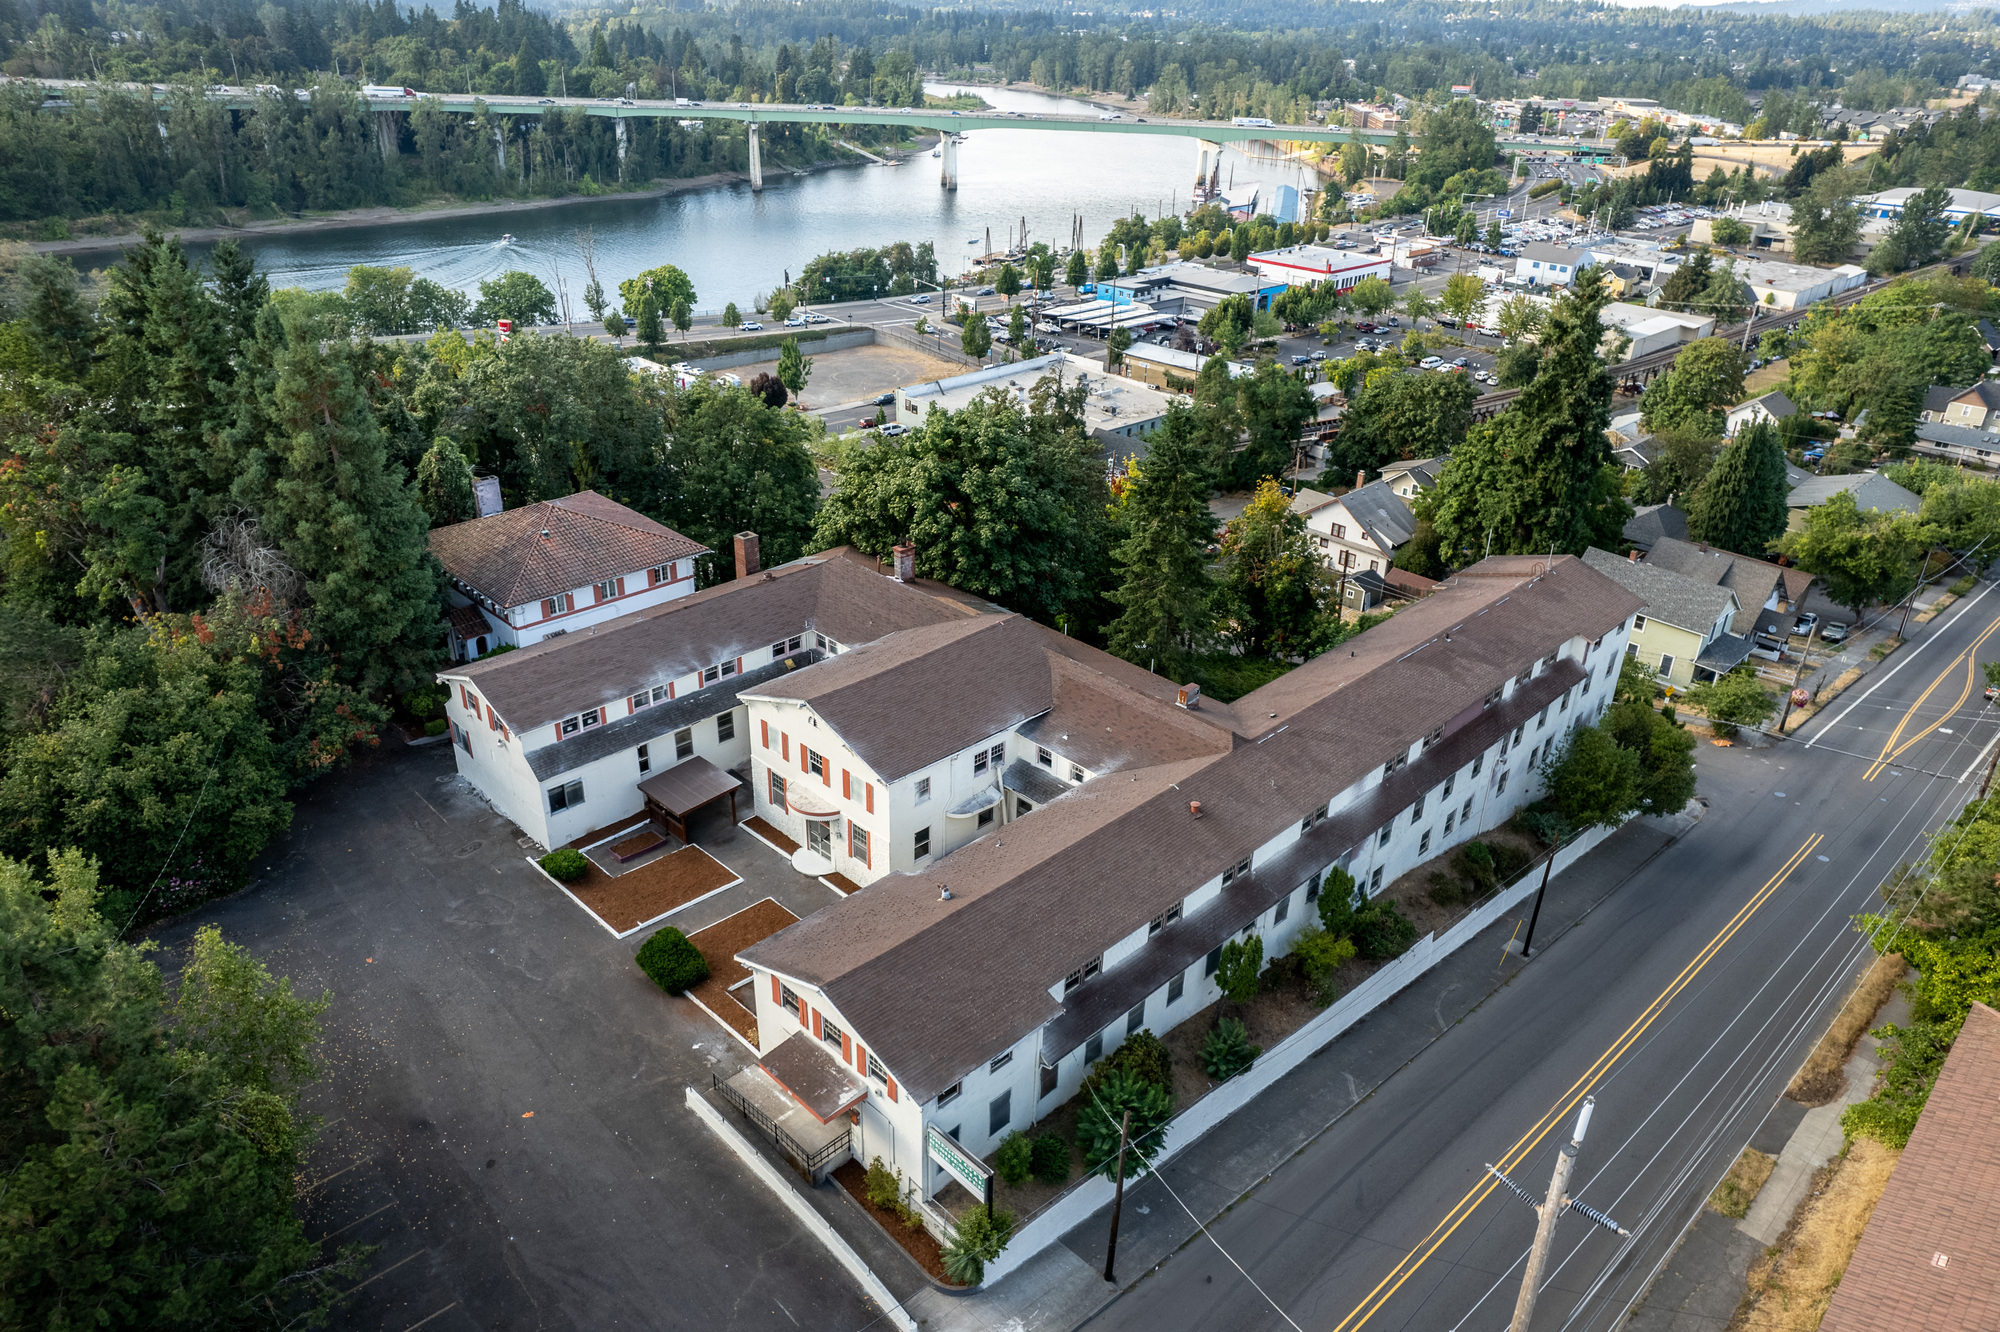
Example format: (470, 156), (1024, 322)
(22, 78), (1616, 193)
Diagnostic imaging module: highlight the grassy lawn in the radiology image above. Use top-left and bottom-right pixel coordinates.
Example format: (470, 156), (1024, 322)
(1740, 359), (1790, 397)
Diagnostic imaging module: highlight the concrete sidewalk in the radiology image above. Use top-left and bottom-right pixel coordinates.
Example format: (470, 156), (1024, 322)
(909, 808), (1696, 1332)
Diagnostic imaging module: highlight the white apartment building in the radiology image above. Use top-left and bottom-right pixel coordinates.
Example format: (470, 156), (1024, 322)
(429, 491), (708, 661)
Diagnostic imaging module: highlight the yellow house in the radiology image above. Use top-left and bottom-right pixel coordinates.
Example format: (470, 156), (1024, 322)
(1582, 548), (1748, 688)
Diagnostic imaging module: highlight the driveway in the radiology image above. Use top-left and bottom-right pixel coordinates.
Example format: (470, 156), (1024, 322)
(145, 740), (874, 1332)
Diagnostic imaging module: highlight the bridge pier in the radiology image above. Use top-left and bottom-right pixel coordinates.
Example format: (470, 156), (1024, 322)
(374, 109), (400, 161)
(615, 119), (628, 183)
(747, 123), (762, 192)
(494, 124), (506, 173)
(939, 133), (957, 190)
(1194, 139), (1219, 196)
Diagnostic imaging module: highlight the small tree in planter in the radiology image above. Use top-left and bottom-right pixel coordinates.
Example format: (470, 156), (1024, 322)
(539, 848), (588, 882)
(1200, 1018), (1260, 1080)
(994, 1132), (1034, 1185)
(1292, 925), (1357, 1005)
(1215, 935), (1263, 1017)
(1077, 1068), (1172, 1180)
(634, 927), (709, 994)
(1029, 1132), (1071, 1185)
(940, 1204), (1016, 1286)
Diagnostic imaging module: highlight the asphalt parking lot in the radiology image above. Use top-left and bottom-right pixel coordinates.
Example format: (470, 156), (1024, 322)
(143, 740), (877, 1332)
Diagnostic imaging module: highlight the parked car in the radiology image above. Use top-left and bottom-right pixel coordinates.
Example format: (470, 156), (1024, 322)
(976, 285), (996, 296)
(880, 423), (909, 437)
(1793, 613), (1820, 636)
(1820, 622), (1851, 644)
(1354, 322), (1377, 333)
(1292, 354), (1310, 365)
(1311, 350), (1327, 361)
(909, 294), (931, 304)
(784, 316), (807, 326)
(740, 320), (763, 331)
(872, 392), (896, 406)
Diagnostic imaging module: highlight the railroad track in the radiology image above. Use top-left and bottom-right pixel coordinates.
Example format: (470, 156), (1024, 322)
(1465, 253), (1975, 421)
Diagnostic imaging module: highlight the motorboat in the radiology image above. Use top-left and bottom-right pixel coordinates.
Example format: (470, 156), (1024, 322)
(500, 233), (515, 244)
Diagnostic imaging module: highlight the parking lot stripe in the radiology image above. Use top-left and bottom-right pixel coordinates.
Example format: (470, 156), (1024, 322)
(316, 1200), (398, 1243)
(400, 1302), (461, 1331)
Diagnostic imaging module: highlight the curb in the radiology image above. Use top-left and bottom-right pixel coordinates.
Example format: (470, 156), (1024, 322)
(684, 1087), (918, 1332)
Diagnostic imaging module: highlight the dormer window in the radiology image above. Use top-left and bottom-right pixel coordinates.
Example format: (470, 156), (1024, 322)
(1063, 955), (1102, 995)
(1422, 725), (1444, 749)
(1484, 687), (1502, 709)
(1037, 746), (1054, 768)
(1221, 856), (1252, 886)
(1149, 903), (1182, 936)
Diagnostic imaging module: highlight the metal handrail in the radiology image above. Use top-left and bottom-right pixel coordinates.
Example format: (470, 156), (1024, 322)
(711, 1073), (850, 1174)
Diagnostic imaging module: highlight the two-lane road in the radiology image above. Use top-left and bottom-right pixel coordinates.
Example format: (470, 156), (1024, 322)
(1084, 586), (2000, 1332)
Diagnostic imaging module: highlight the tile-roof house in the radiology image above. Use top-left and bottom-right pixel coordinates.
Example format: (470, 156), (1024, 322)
(1921, 379), (2000, 431)
(1622, 503), (1688, 553)
(1582, 546), (1750, 686)
(428, 491), (710, 659)
(1822, 1002), (2000, 1332)
(1785, 472), (1921, 531)
(1724, 390), (1798, 438)
(1643, 536), (1812, 638)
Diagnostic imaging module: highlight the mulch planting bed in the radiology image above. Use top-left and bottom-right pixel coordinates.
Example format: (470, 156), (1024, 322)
(685, 899), (800, 1045)
(743, 815), (799, 854)
(560, 846), (738, 934)
(822, 872), (861, 895)
(610, 831), (667, 862)
(831, 1160), (957, 1285)
(563, 816), (651, 852)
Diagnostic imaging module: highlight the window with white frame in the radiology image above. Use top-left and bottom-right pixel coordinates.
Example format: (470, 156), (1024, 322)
(717, 712), (735, 742)
(594, 579), (618, 602)
(1063, 955), (1102, 995)
(547, 779), (584, 812)
(650, 562), (676, 584)
(542, 592), (573, 618)
(915, 776), (931, 802)
(937, 1081), (962, 1108)
(914, 826), (931, 859)
(1149, 903), (1182, 936)
(676, 728), (694, 760)
(638, 744), (651, 774)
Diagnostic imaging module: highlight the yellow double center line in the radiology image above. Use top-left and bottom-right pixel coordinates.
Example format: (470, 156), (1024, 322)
(1861, 615), (2000, 781)
(1325, 833), (1825, 1332)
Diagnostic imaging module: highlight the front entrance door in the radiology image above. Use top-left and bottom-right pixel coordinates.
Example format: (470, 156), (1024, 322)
(806, 819), (832, 859)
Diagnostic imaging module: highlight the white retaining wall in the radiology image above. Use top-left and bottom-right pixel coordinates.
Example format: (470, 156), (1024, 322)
(981, 820), (1618, 1284)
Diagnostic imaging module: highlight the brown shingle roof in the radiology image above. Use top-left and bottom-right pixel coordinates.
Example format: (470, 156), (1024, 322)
(445, 548), (991, 734)
(1821, 1002), (2000, 1332)
(427, 490), (709, 610)
(743, 555), (1641, 1100)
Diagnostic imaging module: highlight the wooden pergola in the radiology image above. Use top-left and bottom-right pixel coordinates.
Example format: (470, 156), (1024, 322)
(638, 757), (744, 844)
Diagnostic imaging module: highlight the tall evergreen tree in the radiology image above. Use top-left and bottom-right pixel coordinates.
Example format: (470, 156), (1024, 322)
(415, 435), (477, 528)
(1421, 267), (1630, 560)
(1106, 402), (1221, 665)
(514, 39), (546, 95)
(1687, 421), (1791, 555)
(223, 306), (445, 692)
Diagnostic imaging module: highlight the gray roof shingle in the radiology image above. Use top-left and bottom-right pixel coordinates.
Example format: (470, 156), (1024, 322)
(1785, 472), (1920, 514)
(1582, 547), (1739, 636)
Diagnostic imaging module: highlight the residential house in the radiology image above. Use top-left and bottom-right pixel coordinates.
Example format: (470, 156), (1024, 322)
(1292, 481), (1419, 612)
(1642, 536), (1813, 639)
(736, 556), (1640, 1200)
(1622, 503), (1689, 553)
(1921, 380), (2000, 432)
(1725, 390), (1799, 438)
(1914, 420), (2000, 469)
(1379, 457), (1446, 503)
(1515, 243), (1594, 288)
(1785, 472), (1921, 532)
(1820, 1002), (2000, 1332)
(1581, 547), (1750, 687)
(428, 491), (709, 661)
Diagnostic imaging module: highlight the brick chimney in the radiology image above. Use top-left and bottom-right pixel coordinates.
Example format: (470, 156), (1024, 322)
(892, 543), (916, 583)
(1628, 548), (1639, 562)
(1355, 469), (1367, 491)
(733, 532), (760, 580)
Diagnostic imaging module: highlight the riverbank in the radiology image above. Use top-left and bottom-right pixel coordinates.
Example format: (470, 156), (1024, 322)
(27, 138), (935, 257)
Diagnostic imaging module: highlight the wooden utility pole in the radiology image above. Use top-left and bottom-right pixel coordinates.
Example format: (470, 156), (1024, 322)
(1497, 1096), (1626, 1331)
(1103, 1110), (1132, 1283)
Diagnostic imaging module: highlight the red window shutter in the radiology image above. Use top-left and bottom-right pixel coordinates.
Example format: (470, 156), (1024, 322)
(770, 974), (780, 1004)
(797, 996), (807, 1025)
(856, 1044), (867, 1076)
(801, 745), (808, 774)
(842, 770), (851, 800)
(821, 757), (830, 787)
(864, 830), (872, 869)
(616, 577), (626, 596)
(735, 656), (743, 674)
(865, 783), (874, 814)
(887, 1078), (898, 1103)
(812, 1009), (822, 1038)
(841, 1032), (851, 1064)
(553, 724), (563, 743)
(761, 720), (770, 748)
(648, 567), (659, 586)
(782, 733), (790, 760)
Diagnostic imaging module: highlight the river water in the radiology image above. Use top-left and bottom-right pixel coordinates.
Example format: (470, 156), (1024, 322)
(183, 83), (1324, 312)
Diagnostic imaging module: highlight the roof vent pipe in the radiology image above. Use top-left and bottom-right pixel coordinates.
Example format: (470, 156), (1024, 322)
(939, 885), (953, 901)
(1190, 800), (1203, 819)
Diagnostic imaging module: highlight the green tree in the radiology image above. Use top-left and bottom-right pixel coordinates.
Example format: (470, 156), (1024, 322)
(1711, 217), (1752, 247)
(1773, 489), (1928, 621)
(1066, 249), (1089, 288)
(1231, 227), (1254, 263)
(813, 373), (1111, 625)
(776, 337), (812, 401)
(223, 305), (446, 692)
(721, 301), (741, 328)
(1095, 245), (1120, 283)
(1639, 337), (1746, 436)
(1348, 275), (1395, 321)
(603, 303), (625, 343)
(514, 38), (546, 95)
(1327, 367), (1476, 479)
(410, 278), (470, 332)
(1007, 303), (1027, 349)
(1540, 723), (1642, 829)
(671, 298), (693, 342)
(656, 381), (821, 577)
(1439, 272), (1484, 328)
(344, 263), (418, 334)
(1454, 213), (1480, 248)
(617, 264), (696, 317)
(1219, 478), (1333, 658)
(1215, 935), (1263, 1006)
(1106, 403), (1222, 665)
(961, 313), (992, 360)
(472, 270), (557, 328)
(1683, 665), (1777, 736)
(1421, 268), (1629, 560)
(1877, 185), (1953, 273)
(0, 851), (365, 1330)
(1107, 324), (1132, 368)
(940, 1205), (1016, 1286)
(768, 288), (797, 322)
(1232, 360), (1317, 486)
(634, 291), (663, 352)
(1077, 1068), (1173, 1181)
(996, 262), (1022, 301)
(414, 435), (477, 528)
(1687, 421), (1791, 554)
(1602, 699), (1698, 815)
(1199, 294), (1255, 356)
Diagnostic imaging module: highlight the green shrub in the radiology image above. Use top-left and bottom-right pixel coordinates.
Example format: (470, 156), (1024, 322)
(403, 685), (444, 719)
(1259, 952), (1302, 993)
(1317, 865), (1360, 935)
(1489, 841), (1534, 884)
(1454, 841), (1497, 892)
(1077, 1068), (1173, 1180)
(424, 718), (448, 737)
(1078, 1029), (1174, 1111)
(1216, 935), (1263, 1005)
(864, 1156), (901, 1209)
(634, 927), (709, 994)
(994, 1132), (1034, 1186)
(1427, 871), (1468, 907)
(538, 848), (589, 882)
(1291, 925), (1357, 1004)
(1030, 1133), (1071, 1186)
(1512, 807), (1571, 848)
(940, 1204), (1016, 1286)
(1353, 899), (1419, 960)
(1200, 1018), (1261, 1081)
